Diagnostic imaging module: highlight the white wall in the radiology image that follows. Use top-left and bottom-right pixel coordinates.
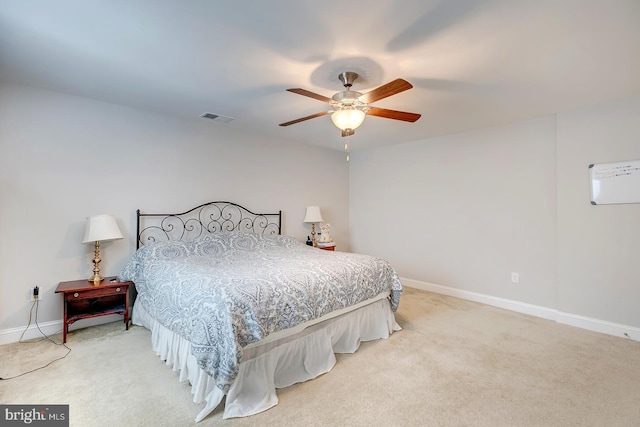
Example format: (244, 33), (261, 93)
(351, 96), (640, 331)
(557, 97), (640, 327)
(350, 116), (557, 308)
(0, 84), (349, 334)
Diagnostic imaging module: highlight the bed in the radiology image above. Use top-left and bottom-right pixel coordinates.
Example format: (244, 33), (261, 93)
(120, 201), (402, 421)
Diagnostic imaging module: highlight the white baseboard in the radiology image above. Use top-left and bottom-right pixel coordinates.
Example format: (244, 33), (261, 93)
(0, 320), (64, 346)
(0, 314), (124, 346)
(401, 277), (640, 342)
(3, 281), (638, 344)
(556, 312), (640, 341)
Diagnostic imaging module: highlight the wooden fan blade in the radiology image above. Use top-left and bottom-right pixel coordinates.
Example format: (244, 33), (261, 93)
(359, 79), (413, 104)
(341, 129), (355, 137)
(279, 111), (330, 127)
(366, 107), (421, 122)
(286, 88), (333, 103)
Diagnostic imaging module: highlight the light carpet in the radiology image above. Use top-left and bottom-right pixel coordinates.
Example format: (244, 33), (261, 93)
(1, 287), (640, 426)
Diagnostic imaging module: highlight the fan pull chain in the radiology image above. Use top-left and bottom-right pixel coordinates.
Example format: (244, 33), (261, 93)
(345, 135), (350, 162)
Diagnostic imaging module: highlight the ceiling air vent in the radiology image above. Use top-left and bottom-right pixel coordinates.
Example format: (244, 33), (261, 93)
(200, 112), (234, 123)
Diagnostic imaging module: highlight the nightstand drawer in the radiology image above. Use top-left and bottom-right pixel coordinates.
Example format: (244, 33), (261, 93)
(64, 285), (128, 300)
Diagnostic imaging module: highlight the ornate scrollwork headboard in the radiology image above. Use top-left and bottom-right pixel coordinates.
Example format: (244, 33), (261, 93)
(136, 201), (282, 249)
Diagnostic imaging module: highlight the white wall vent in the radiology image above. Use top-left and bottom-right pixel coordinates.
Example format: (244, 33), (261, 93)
(200, 112), (234, 123)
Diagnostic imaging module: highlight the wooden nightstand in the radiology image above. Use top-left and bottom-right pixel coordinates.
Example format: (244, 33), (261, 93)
(317, 245), (335, 251)
(55, 277), (132, 343)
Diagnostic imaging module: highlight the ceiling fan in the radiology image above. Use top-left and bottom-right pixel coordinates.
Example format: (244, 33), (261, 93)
(279, 71), (421, 137)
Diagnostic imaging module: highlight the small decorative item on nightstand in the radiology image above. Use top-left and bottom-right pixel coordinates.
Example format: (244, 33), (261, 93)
(316, 223), (335, 250)
(317, 223), (333, 244)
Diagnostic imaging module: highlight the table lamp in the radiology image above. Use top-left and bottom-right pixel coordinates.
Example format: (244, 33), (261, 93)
(82, 214), (124, 285)
(303, 206), (323, 247)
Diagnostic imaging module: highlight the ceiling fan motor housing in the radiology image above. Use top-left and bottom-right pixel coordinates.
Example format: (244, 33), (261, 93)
(338, 71), (359, 88)
(333, 72), (364, 106)
(331, 90), (364, 106)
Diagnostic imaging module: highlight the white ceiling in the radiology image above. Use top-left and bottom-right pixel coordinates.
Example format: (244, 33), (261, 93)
(2, 0), (640, 151)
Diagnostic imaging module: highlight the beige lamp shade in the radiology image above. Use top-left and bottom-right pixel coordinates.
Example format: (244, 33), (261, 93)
(82, 214), (124, 243)
(303, 206), (324, 223)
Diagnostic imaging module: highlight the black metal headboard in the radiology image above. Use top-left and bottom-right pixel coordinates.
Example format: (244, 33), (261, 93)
(136, 201), (282, 249)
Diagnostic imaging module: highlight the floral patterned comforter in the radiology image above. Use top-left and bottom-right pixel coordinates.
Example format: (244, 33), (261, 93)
(120, 232), (402, 392)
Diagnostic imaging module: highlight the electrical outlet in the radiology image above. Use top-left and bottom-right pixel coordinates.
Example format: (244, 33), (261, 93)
(511, 272), (520, 284)
(29, 286), (42, 302)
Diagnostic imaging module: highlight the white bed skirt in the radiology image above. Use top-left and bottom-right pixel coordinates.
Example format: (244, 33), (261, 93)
(133, 298), (401, 421)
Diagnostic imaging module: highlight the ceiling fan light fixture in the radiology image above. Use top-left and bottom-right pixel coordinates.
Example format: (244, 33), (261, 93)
(331, 108), (366, 131)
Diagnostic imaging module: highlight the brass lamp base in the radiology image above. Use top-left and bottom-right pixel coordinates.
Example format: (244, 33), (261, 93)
(88, 274), (104, 286)
(311, 223), (318, 247)
(88, 241), (104, 286)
